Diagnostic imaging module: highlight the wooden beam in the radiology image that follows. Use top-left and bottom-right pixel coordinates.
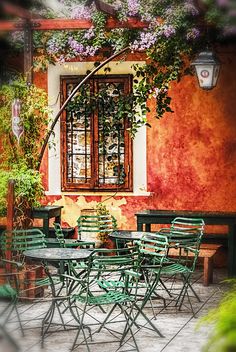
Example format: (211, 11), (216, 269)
(6, 179), (15, 262)
(1, 1), (39, 20)
(0, 17), (148, 31)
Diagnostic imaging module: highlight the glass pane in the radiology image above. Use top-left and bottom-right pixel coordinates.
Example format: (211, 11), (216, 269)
(67, 154), (91, 183)
(97, 80), (127, 186)
(65, 80), (92, 185)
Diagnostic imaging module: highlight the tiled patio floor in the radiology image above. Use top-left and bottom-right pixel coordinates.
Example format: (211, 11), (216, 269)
(1, 268), (228, 352)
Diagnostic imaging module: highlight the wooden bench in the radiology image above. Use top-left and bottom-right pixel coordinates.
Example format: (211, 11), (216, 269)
(198, 244), (222, 286)
(168, 243), (222, 286)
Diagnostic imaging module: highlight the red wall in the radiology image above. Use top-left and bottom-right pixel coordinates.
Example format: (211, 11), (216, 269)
(36, 45), (236, 230)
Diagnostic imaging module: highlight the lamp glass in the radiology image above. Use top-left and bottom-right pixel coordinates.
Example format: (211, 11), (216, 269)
(192, 50), (220, 90)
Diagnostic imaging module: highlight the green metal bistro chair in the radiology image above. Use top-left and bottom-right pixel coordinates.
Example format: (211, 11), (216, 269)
(77, 213), (117, 247)
(94, 234), (170, 345)
(60, 246), (147, 351)
(118, 233), (170, 344)
(0, 259), (24, 339)
(158, 217), (205, 314)
(53, 222), (95, 249)
(0, 228), (53, 298)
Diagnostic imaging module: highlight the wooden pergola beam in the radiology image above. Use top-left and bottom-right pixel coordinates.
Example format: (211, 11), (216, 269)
(0, 17), (148, 31)
(1, 1), (39, 19)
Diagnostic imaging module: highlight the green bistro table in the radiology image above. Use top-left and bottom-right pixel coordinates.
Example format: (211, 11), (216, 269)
(135, 209), (236, 278)
(32, 206), (63, 237)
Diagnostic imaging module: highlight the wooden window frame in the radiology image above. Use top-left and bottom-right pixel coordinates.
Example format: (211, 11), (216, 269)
(60, 74), (133, 192)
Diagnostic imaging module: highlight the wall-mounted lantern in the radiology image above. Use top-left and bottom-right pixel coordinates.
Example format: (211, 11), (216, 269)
(191, 50), (221, 90)
(12, 98), (24, 143)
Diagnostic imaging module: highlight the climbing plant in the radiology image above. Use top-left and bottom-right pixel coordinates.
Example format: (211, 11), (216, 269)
(0, 77), (51, 226)
(6, 1), (236, 135)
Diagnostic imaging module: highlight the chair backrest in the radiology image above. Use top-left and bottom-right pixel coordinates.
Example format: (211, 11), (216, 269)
(77, 214), (117, 244)
(0, 229), (47, 262)
(53, 222), (65, 248)
(168, 217), (205, 269)
(137, 233), (169, 267)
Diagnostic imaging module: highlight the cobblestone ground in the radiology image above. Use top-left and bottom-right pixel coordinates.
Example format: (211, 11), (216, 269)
(0, 268), (227, 352)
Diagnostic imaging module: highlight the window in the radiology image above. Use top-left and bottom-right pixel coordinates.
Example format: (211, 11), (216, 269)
(61, 75), (133, 192)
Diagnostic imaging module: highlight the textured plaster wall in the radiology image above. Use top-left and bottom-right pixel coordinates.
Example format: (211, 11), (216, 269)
(36, 46), (236, 230)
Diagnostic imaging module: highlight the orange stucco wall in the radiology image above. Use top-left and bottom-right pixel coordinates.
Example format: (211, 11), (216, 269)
(35, 45), (236, 231)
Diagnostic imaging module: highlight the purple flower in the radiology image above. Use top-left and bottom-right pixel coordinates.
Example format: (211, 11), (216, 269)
(186, 28), (200, 40)
(47, 40), (60, 54)
(131, 31), (157, 51)
(83, 46), (98, 56)
(184, 1), (199, 16)
(71, 5), (92, 20)
(68, 37), (84, 54)
(68, 37), (98, 57)
(217, 0), (230, 7)
(127, 0), (140, 17)
(162, 25), (176, 38)
(57, 55), (65, 63)
(83, 28), (95, 40)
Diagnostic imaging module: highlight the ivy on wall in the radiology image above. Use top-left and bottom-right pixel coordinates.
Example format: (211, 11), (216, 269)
(0, 78), (51, 225)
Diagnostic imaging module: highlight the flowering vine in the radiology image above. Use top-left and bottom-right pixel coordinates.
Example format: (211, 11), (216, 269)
(6, 0), (236, 135)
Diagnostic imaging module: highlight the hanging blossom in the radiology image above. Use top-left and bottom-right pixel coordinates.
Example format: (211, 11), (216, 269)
(71, 5), (92, 19)
(149, 87), (167, 98)
(83, 28), (95, 40)
(162, 24), (176, 38)
(127, 0), (140, 17)
(186, 28), (200, 40)
(47, 39), (60, 54)
(68, 37), (97, 57)
(68, 37), (85, 54)
(184, 1), (199, 16)
(131, 31), (157, 51)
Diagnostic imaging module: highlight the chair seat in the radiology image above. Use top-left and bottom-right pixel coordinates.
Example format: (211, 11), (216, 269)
(0, 284), (17, 299)
(73, 290), (135, 305)
(161, 263), (192, 275)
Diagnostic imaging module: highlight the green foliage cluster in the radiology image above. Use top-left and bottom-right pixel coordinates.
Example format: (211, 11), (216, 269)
(0, 166), (44, 217)
(0, 78), (50, 169)
(0, 78), (51, 224)
(200, 280), (236, 352)
(6, 1), (234, 137)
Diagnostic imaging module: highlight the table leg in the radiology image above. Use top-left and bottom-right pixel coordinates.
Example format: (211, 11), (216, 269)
(43, 218), (50, 237)
(55, 215), (61, 224)
(228, 223), (236, 277)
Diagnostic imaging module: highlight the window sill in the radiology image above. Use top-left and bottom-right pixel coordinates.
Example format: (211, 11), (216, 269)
(45, 191), (151, 197)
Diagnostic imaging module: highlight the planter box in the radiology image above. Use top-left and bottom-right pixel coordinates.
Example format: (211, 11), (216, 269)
(0, 264), (46, 299)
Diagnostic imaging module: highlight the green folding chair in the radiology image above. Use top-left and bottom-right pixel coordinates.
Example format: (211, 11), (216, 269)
(77, 213), (117, 247)
(159, 217), (205, 314)
(53, 222), (95, 249)
(0, 259), (24, 338)
(60, 246), (145, 351)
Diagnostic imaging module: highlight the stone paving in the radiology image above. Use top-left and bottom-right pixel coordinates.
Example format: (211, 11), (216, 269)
(0, 268), (227, 352)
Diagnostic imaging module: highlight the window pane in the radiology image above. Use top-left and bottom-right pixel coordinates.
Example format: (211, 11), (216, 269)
(97, 81), (126, 186)
(65, 81), (91, 185)
(67, 154), (91, 183)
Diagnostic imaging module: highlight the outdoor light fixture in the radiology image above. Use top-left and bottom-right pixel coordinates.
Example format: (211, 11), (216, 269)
(191, 50), (220, 90)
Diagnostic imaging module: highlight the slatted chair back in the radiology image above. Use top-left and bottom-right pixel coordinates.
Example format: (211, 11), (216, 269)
(77, 214), (117, 245)
(53, 222), (95, 250)
(53, 222), (65, 247)
(168, 217), (205, 271)
(0, 229), (47, 262)
(137, 232), (169, 267)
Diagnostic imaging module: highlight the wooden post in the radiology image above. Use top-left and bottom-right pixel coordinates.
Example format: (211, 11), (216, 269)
(6, 179), (15, 262)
